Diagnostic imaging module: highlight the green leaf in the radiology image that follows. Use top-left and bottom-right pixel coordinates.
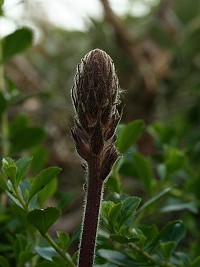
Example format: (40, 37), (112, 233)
(19, 180), (36, 208)
(108, 202), (122, 231)
(110, 234), (139, 244)
(0, 256), (10, 267)
(2, 27), (33, 62)
(0, 173), (8, 190)
(117, 196), (141, 228)
(159, 220), (186, 243)
(57, 231), (70, 250)
(139, 224), (159, 248)
(97, 249), (141, 266)
(52, 256), (67, 267)
(2, 157), (17, 186)
(150, 220), (186, 251)
(38, 178), (57, 205)
(31, 146), (49, 174)
(160, 241), (176, 260)
(133, 153), (153, 192)
(10, 204), (32, 230)
(35, 247), (58, 261)
(7, 191), (23, 209)
(175, 252), (191, 266)
(117, 120), (145, 153)
(15, 157), (32, 185)
(27, 207), (61, 235)
(28, 167), (61, 202)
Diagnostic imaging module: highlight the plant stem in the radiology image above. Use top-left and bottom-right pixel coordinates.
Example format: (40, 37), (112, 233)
(44, 233), (76, 267)
(13, 185), (29, 213)
(78, 157), (104, 267)
(130, 243), (177, 267)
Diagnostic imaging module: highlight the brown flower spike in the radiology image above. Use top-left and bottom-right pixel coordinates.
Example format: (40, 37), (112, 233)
(71, 49), (121, 174)
(71, 49), (122, 267)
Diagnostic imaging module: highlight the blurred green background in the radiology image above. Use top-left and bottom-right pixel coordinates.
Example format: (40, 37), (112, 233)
(1, 0), (200, 237)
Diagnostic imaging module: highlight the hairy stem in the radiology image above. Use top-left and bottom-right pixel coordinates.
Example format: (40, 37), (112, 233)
(78, 157), (104, 267)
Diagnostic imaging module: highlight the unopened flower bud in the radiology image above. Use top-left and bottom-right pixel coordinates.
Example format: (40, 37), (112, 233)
(71, 49), (122, 168)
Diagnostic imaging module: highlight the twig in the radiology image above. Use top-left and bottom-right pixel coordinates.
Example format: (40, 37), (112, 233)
(130, 243), (177, 267)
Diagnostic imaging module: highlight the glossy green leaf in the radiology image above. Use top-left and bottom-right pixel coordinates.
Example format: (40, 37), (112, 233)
(117, 120), (145, 153)
(108, 202), (122, 231)
(117, 196), (141, 228)
(15, 157), (32, 185)
(27, 207), (61, 235)
(7, 191), (23, 209)
(35, 247), (58, 261)
(19, 180), (36, 207)
(2, 157), (17, 186)
(139, 224), (159, 248)
(175, 251), (191, 266)
(2, 28), (33, 62)
(57, 231), (70, 250)
(101, 201), (116, 230)
(150, 220), (186, 251)
(28, 166), (61, 202)
(159, 220), (186, 243)
(133, 152), (153, 192)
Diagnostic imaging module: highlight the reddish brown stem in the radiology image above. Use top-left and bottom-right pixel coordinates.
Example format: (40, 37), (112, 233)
(78, 157), (104, 267)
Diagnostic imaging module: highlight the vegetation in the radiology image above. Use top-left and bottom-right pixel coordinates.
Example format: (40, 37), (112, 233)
(0, 0), (200, 266)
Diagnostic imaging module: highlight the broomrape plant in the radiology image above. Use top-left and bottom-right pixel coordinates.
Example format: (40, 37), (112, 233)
(0, 45), (199, 267)
(71, 49), (122, 266)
